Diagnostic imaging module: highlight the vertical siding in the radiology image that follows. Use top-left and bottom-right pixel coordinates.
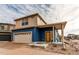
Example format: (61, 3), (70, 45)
(12, 27), (61, 43)
(38, 28), (53, 41)
(39, 30), (45, 41)
(38, 27), (61, 42)
(32, 27), (39, 42)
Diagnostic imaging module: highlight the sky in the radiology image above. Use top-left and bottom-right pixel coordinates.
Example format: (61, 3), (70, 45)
(0, 4), (79, 35)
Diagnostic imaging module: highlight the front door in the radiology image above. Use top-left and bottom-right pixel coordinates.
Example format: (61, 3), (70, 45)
(45, 31), (53, 42)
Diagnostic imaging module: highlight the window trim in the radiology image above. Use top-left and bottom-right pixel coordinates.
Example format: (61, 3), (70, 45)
(21, 19), (28, 26)
(0, 26), (5, 30)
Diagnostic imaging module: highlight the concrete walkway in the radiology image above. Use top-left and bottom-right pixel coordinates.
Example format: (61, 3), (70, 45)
(0, 41), (60, 55)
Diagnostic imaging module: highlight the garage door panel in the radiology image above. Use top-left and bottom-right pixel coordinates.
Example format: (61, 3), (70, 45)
(13, 32), (32, 43)
(0, 35), (11, 41)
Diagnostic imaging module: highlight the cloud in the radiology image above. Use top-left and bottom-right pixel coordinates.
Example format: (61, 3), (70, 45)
(0, 4), (79, 35)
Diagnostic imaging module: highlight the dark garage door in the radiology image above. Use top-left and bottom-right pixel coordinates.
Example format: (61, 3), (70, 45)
(0, 35), (11, 41)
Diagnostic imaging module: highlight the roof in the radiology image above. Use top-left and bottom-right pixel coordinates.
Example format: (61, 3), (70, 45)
(13, 21), (67, 30)
(14, 13), (47, 24)
(0, 23), (15, 26)
(37, 21), (67, 29)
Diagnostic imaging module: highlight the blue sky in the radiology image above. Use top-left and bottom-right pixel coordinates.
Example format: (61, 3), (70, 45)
(0, 4), (79, 35)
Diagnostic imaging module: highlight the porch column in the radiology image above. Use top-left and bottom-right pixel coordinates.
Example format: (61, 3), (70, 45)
(61, 24), (65, 48)
(52, 25), (55, 43)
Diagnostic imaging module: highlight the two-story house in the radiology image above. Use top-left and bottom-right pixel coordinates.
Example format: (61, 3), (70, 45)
(0, 23), (15, 41)
(12, 13), (67, 44)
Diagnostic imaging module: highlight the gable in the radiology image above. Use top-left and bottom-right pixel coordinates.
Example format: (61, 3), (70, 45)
(14, 13), (47, 29)
(36, 14), (47, 25)
(37, 16), (46, 25)
(15, 13), (47, 24)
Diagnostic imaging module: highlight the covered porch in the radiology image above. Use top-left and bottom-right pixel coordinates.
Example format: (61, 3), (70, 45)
(30, 21), (67, 48)
(35, 21), (67, 43)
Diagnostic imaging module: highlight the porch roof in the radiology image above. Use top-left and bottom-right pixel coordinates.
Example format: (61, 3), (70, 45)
(13, 21), (67, 30)
(37, 21), (67, 29)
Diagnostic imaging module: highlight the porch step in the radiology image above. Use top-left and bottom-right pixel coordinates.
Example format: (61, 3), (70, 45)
(28, 42), (49, 48)
(52, 42), (63, 45)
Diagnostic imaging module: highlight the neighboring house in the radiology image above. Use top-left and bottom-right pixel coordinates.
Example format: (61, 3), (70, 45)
(67, 34), (79, 40)
(12, 13), (67, 44)
(0, 23), (15, 41)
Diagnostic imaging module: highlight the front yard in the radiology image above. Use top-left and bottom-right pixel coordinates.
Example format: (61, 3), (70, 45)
(0, 40), (79, 55)
(0, 41), (60, 55)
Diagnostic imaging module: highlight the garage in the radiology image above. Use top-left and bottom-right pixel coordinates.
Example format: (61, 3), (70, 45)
(0, 32), (11, 41)
(0, 35), (11, 41)
(13, 32), (32, 43)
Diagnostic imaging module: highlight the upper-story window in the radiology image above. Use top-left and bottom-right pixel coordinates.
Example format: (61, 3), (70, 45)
(0, 26), (4, 30)
(22, 18), (28, 26)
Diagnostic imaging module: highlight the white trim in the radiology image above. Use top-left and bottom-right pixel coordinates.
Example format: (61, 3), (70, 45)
(52, 42), (63, 44)
(29, 42), (49, 48)
(14, 31), (32, 34)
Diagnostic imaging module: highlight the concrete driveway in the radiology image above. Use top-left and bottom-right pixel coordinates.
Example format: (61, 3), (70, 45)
(0, 41), (60, 55)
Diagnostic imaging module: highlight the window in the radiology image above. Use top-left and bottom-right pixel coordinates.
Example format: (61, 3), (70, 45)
(1, 26), (4, 30)
(22, 22), (28, 26)
(22, 19), (28, 26)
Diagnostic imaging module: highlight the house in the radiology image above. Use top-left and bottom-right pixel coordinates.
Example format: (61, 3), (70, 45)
(12, 13), (67, 44)
(0, 23), (15, 41)
(66, 34), (79, 40)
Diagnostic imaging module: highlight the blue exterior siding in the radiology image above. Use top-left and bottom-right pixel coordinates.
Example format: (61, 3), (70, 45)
(13, 28), (32, 39)
(12, 28), (39, 42)
(38, 28), (61, 42)
(12, 27), (61, 43)
(38, 28), (53, 41)
(33, 27), (39, 42)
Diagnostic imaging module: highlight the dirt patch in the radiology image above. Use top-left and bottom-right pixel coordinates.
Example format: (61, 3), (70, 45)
(27, 40), (79, 55)
(42, 40), (79, 55)
(0, 40), (79, 55)
(0, 41), (60, 55)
